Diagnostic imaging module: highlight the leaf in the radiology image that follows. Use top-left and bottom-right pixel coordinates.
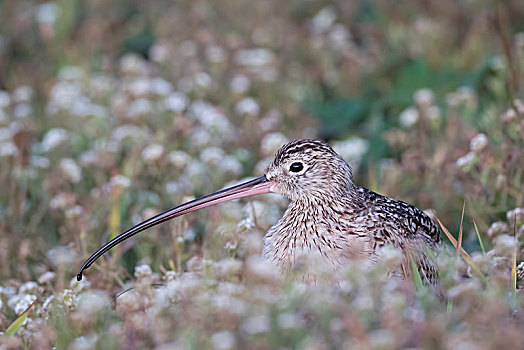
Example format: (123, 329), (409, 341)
(4, 296), (39, 336)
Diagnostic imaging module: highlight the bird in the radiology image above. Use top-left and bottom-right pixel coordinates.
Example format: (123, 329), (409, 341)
(77, 139), (441, 284)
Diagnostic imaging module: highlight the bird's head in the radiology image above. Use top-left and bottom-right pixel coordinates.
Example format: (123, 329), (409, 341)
(266, 139), (354, 201)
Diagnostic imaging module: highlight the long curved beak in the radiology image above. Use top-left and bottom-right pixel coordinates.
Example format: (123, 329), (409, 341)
(77, 175), (273, 281)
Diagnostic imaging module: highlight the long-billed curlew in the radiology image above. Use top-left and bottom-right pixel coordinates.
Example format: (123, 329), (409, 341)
(77, 139), (441, 284)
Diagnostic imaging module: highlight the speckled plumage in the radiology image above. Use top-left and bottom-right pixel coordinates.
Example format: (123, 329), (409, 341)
(262, 139), (441, 284)
(77, 139), (442, 284)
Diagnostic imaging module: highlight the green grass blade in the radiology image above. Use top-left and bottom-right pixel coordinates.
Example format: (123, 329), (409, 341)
(4, 296), (39, 335)
(473, 220), (485, 254)
(410, 257), (424, 292)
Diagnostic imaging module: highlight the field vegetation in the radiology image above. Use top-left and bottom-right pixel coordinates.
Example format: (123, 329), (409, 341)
(0, 0), (523, 348)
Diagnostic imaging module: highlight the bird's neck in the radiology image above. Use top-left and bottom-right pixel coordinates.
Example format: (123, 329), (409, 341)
(285, 185), (363, 224)
(292, 183), (361, 210)
(262, 186), (366, 273)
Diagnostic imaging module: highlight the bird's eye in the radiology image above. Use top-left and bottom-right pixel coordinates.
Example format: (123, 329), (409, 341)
(289, 162), (304, 173)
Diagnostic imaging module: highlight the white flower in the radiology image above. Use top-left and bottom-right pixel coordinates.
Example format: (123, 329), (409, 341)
(237, 217), (255, 231)
(0, 127), (11, 141)
(470, 133), (488, 153)
(501, 108), (517, 123)
(13, 104), (32, 119)
(19, 282), (39, 294)
(164, 92), (188, 113)
(110, 174), (131, 188)
(61, 289), (77, 308)
(49, 193), (74, 210)
(65, 205), (83, 219)
(0, 90), (10, 109)
(230, 75), (251, 94)
(167, 150), (192, 168)
(399, 107), (419, 128)
(377, 245), (404, 268)
(189, 101), (234, 138)
(260, 132), (288, 157)
(515, 98), (524, 114)
(328, 24), (352, 51)
(119, 54), (148, 76)
(142, 143), (164, 162)
(47, 246), (77, 267)
(413, 88), (435, 108)
(47, 81), (82, 113)
(254, 67), (278, 82)
(456, 152), (476, 172)
(60, 158), (82, 183)
(189, 128), (212, 149)
(35, 2), (60, 24)
(150, 42), (170, 63)
(112, 124), (147, 141)
(278, 313), (302, 329)
(425, 106), (440, 121)
(0, 286), (17, 299)
(332, 137), (369, 171)
(41, 128), (69, 151)
(234, 49), (274, 67)
(219, 156), (243, 176)
(166, 181), (181, 194)
(38, 271), (56, 284)
(164, 270), (177, 282)
(456, 86), (477, 105)
(128, 98), (154, 118)
(310, 7), (336, 34)
(70, 276), (90, 292)
(506, 207), (524, 225)
(90, 75), (112, 95)
(493, 234), (517, 257)
(235, 97), (260, 116)
(487, 221), (508, 238)
(200, 147), (225, 166)
(77, 291), (111, 317)
(195, 72), (212, 88)
(11, 294), (37, 314)
(206, 46), (226, 63)
(13, 86), (34, 103)
(135, 264), (152, 279)
(58, 66), (84, 82)
(151, 77), (173, 96)
(241, 314), (270, 335)
(211, 331), (236, 350)
(246, 256), (278, 280)
(79, 149), (99, 166)
(128, 78), (151, 97)
(69, 335), (99, 350)
(70, 98), (106, 118)
(0, 142), (18, 157)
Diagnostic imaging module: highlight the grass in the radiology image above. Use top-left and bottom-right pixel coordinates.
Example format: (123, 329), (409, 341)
(0, 0), (523, 348)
